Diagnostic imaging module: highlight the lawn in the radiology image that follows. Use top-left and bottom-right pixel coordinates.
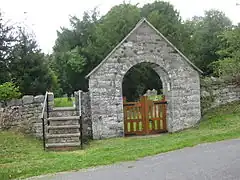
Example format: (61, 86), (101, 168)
(54, 97), (75, 107)
(0, 101), (240, 180)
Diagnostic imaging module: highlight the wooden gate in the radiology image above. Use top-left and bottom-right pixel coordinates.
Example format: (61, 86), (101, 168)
(123, 96), (167, 136)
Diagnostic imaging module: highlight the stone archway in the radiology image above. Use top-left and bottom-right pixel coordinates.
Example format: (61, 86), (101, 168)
(86, 18), (202, 140)
(121, 62), (171, 134)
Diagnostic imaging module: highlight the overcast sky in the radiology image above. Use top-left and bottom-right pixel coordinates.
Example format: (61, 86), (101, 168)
(1, 0), (240, 53)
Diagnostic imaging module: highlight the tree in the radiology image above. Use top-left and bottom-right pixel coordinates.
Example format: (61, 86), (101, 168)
(213, 27), (240, 84)
(0, 11), (16, 84)
(187, 10), (232, 74)
(10, 28), (55, 95)
(141, 1), (183, 49)
(53, 47), (87, 96)
(52, 9), (100, 95)
(86, 3), (141, 70)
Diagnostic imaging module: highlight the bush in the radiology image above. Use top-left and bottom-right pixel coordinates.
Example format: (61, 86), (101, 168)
(0, 82), (21, 101)
(213, 58), (240, 85)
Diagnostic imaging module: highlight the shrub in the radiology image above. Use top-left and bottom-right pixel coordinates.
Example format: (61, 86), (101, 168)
(0, 82), (21, 101)
(213, 58), (240, 85)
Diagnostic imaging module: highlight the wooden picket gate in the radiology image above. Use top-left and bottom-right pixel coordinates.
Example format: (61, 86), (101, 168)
(123, 96), (167, 136)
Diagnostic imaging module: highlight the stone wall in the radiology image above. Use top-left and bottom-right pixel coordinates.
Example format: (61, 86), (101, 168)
(74, 91), (92, 141)
(0, 95), (44, 137)
(201, 78), (240, 112)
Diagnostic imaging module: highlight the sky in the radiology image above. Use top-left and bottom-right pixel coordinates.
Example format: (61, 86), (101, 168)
(1, 0), (240, 53)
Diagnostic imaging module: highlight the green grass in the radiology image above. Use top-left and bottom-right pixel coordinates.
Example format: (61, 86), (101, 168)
(54, 97), (74, 107)
(0, 101), (240, 180)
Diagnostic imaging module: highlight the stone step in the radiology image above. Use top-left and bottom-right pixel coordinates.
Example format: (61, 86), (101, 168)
(46, 133), (80, 139)
(47, 116), (79, 121)
(48, 129), (79, 134)
(47, 137), (80, 144)
(47, 125), (80, 130)
(46, 142), (80, 148)
(52, 107), (76, 112)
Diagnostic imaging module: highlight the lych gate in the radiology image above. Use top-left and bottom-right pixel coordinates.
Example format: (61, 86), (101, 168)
(86, 18), (202, 140)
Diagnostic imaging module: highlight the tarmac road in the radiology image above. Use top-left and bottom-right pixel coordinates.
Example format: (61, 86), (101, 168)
(29, 139), (240, 180)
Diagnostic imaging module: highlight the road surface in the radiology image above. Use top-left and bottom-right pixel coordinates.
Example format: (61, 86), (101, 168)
(29, 139), (240, 180)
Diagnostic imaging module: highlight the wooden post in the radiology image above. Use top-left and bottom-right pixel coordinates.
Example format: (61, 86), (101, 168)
(162, 95), (167, 131)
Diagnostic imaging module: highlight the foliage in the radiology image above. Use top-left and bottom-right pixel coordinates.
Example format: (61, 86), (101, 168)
(0, 101), (240, 179)
(142, 1), (183, 49)
(185, 10), (232, 74)
(213, 27), (240, 85)
(0, 82), (21, 101)
(52, 49), (87, 96)
(0, 11), (16, 84)
(213, 58), (240, 84)
(9, 28), (56, 95)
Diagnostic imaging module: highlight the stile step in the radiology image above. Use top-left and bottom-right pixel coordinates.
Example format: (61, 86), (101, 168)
(46, 142), (80, 148)
(47, 116), (79, 121)
(46, 133), (80, 139)
(47, 125), (80, 130)
(51, 107), (76, 112)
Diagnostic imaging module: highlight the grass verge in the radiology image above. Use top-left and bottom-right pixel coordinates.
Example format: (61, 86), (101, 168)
(0, 101), (240, 180)
(54, 97), (74, 107)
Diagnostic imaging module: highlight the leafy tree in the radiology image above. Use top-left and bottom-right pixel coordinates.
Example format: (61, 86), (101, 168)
(141, 1), (183, 49)
(213, 27), (240, 84)
(187, 10), (232, 74)
(90, 4), (141, 67)
(52, 9), (100, 95)
(53, 47), (87, 96)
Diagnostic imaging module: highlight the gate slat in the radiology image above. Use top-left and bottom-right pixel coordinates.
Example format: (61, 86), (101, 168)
(157, 104), (161, 130)
(163, 103), (167, 131)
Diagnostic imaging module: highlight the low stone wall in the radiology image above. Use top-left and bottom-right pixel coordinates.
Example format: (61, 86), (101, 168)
(201, 78), (240, 112)
(0, 95), (44, 137)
